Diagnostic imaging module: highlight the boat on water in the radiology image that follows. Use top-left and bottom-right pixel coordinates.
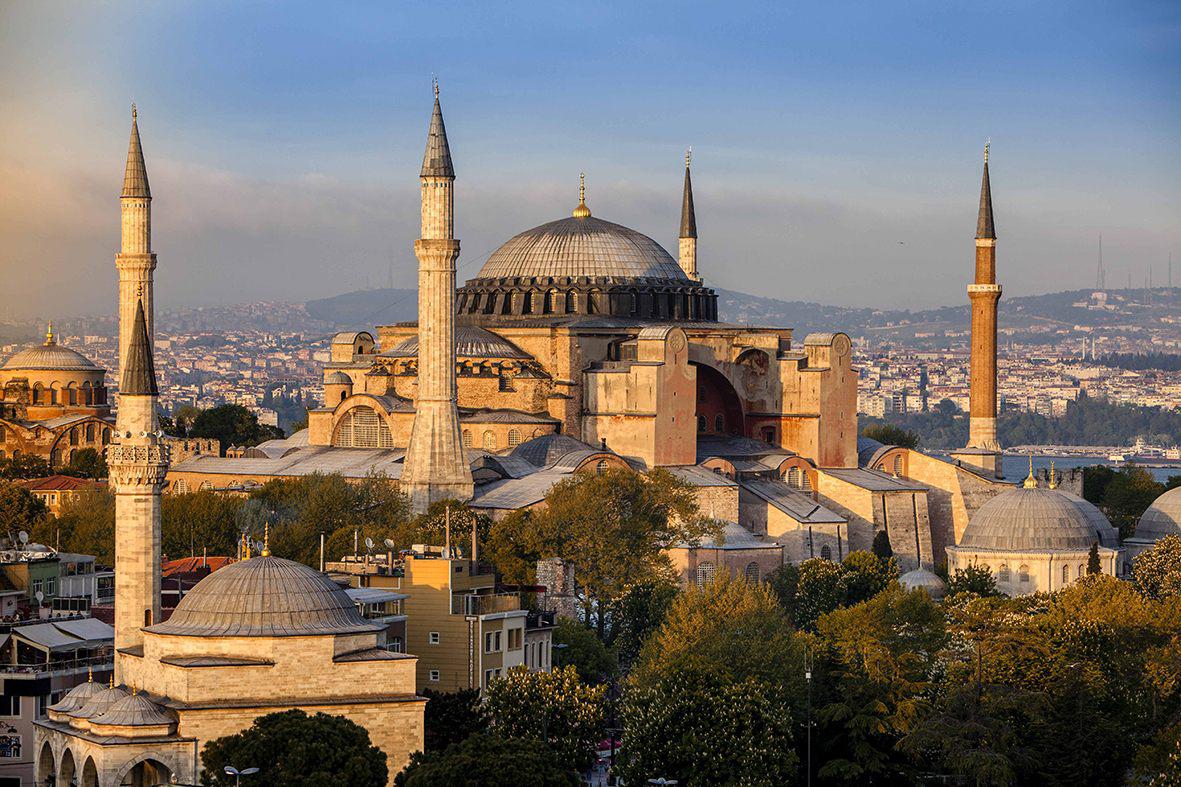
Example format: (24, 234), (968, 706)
(1108, 454), (1127, 462)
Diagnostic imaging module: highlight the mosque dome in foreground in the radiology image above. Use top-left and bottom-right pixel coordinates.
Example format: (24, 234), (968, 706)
(1135, 487), (1181, 543)
(958, 485), (1117, 551)
(145, 555), (381, 637)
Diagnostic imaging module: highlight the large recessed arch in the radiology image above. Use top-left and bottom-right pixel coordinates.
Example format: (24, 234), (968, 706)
(691, 361), (744, 437)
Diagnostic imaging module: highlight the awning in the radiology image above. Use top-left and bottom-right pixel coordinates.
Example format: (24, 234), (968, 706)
(10, 618), (114, 652)
(345, 587), (408, 605)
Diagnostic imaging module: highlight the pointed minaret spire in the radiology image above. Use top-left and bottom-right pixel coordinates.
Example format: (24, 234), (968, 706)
(420, 83), (454, 178)
(680, 148), (697, 239)
(976, 140), (995, 240)
(120, 299), (158, 396)
(122, 104), (151, 199)
(678, 148), (700, 281)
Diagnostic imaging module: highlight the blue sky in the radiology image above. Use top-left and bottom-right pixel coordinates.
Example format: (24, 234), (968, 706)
(1, 0), (1177, 318)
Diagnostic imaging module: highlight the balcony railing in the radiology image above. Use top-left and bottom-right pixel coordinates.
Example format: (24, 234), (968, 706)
(451, 592), (522, 616)
(0, 654), (113, 678)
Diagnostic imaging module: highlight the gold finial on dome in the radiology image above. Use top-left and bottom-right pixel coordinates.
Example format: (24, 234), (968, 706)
(1048, 462), (1058, 489)
(1023, 454), (1038, 489)
(261, 522), (271, 557)
(45, 323), (55, 345)
(572, 172), (591, 218)
(108, 675), (114, 689)
(87, 667), (93, 683)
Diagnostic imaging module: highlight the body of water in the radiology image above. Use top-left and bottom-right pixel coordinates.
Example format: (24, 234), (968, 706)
(1002, 454), (1179, 483)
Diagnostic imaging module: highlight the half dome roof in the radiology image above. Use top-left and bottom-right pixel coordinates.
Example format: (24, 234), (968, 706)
(475, 215), (688, 282)
(145, 555), (381, 638)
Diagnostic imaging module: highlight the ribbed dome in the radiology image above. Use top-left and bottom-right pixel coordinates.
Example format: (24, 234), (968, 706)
(960, 486), (1113, 551)
(477, 216), (688, 282)
(324, 371), (353, 384)
(145, 556), (381, 637)
(900, 567), (947, 599)
(1136, 487), (1181, 542)
(384, 326), (531, 359)
(511, 434), (597, 467)
(49, 677), (105, 714)
(91, 692), (173, 728)
(70, 685), (129, 720)
(2, 341), (101, 372)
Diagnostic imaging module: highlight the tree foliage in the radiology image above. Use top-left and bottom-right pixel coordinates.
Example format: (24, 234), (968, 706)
(946, 563), (1000, 598)
(1134, 535), (1181, 601)
(0, 455), (51, 480)
(552, 618), (617, 684)
(31, 488), (115, 563)
(0, 481), (47, 535)
(770, 552), (900, 631)
(484, 665), (606, 770)
(199, 710), (387, 787)
(421, 688), (487, 752)
(395, 733), (578, 787)
(860, 423), (920, 449)
(189, 404), (284, 453)
(63, 448), (107, 479)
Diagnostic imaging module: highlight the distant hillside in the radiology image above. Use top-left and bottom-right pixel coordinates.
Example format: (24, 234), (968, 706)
(304, 286), (1181, 348)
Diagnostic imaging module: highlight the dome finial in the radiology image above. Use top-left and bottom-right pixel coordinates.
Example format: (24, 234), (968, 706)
(87, 667), (93, 683)
(261, 522), (271, 557)
(433, 75), (439, 100)
(572, 172), (591, 218)
(1023, 454), (1038, 489)
(45, 322), (55, 345)
(1048, 461), (1058, 489)
(108, 674), (114, 689)
(686, 146), (692, 169)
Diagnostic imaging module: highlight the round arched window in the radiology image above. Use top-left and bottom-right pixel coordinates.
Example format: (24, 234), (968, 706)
(695, 561), (716, 588)
(744, 562), (760, 583)
(820, 545), (832, 561)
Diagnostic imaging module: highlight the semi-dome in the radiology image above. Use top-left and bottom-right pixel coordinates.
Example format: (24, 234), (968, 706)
(477, 215), (689, 282)
(384, 325), (531, 360)
(959, 485), (1113, 551)
(145, 555), (382, 638)
(1135, 487), (1181, 542)
(2, 332), (101, 373)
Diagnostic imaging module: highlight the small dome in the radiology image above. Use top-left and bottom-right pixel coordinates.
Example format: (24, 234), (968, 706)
(476, 215), (688, 282)
(49, 676), (105, 714)
(91, 692), (173, 728)
(900, 566), (947, 600)
(1135, 487), (1181, 542)
(960, 486), (1113, 551)
(325, 371), (353, 385)
(511, 434), (597, 468)
(145, 555), (381, 637)
(2, 339), (101, 372)
(384, 326), (531, 360)
(70, 684), (129, 720)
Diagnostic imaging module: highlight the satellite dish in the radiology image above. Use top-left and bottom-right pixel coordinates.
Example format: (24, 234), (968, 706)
(383, 538), (396, 550)
(18, 531), (28, 545)
(34, 591), (43, 603)
(364, 537), (375, 551)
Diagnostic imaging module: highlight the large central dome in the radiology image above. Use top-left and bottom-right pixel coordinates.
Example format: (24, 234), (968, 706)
(477, 215), (689, 282)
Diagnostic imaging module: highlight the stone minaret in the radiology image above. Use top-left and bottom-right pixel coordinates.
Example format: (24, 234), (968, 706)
(116, 105), (156, 380)
(678, 149), (699, 281)
(953, 143), (1003, 478)
(108, 299), (167, 676)
(400, 85), (473, 513)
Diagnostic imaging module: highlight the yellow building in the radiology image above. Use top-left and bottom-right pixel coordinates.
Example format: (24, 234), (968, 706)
(328, 545), (554, 693)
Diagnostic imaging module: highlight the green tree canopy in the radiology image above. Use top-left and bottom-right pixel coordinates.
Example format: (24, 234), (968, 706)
(946, 563), (1000, 598)
(0, 455), (51, 480)
(395, 733), (578, 787)
(199, 710), (386, 787)
(1133, 535), (1181, 601)
(0, 481), (47, 535)
(190, 404), (284, 454)
(421, 688), (487, 752)
(526, 467), (714, 632)
(32, 488), (115, 563)
(552, 618), (617, 684)
(63, 448), (107, 479)
(1103, 465), (1166, 539)
(484, 665), (606, 770)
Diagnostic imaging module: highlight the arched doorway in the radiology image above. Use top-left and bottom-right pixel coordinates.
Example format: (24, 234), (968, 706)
(37, 741), (54, 785)
(81, 756), (99, 787)
(692, 362), (744, 437)
(59, 749), (76, 787)
(117, 757), (172, 787)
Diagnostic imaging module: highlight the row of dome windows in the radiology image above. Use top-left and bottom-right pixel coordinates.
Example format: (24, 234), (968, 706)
(0, 424), (110, 446)
(26, 383), (108, 406)
(694, 561), (763, 587)
(458, 287), (717, 321)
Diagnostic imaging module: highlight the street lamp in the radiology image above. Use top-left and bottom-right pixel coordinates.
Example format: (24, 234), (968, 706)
(223, 766), (259, 787)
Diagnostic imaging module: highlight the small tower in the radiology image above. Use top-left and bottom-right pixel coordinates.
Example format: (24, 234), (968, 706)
(108, 299), (167, 676)
(678, 149), (699, 281)
(400, 83), (474, 513)
(952, 142), (1003, 478)
(116, 104), (156, 381)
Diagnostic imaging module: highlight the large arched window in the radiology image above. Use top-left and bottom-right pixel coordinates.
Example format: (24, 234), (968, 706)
(695, 561), (716, 588)
(1061, 564), (1070, 585)
(69, 427), (79, 446)
(462, 429), (473, 448)
(697, 415), (706, 432)
(332, 406), (394, 448)
(101, 428), (111, 445)
(32, 384), (43, 405)
(482, 431), (496, 451)
(174, 479), (189, 494)
(744, 562), (760, 583)
(787, 467), (801, 488)
(893, 455), (904, 477)
(820, 545), (832, 561)
(714, 414), (725, 433)
(998, 564), (1010, 583)
(1078, 563), (1085, 578)
(85, 424), (95, 442)
(595, 459), (608, 476)
(507, 429), (521, 448)
(1018, 565), (1030, 583)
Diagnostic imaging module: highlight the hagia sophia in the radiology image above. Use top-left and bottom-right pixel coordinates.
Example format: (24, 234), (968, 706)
(6, 91), (1179, 785)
